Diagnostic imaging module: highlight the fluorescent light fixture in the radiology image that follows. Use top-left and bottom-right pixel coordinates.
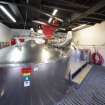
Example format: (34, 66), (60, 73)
(30, 28), (34, 32)
(32, 20), (47, 25)
(0, 5), (16, 23)
(48, 17), (53, 23)
(52, 9), (58, 16)
(58, 28), (66, 31)
(48, 9), (58, 23)
(72, 24), (87, 31)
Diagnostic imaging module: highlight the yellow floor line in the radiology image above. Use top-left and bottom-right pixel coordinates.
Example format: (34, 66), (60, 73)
(72, 64), (93, 84)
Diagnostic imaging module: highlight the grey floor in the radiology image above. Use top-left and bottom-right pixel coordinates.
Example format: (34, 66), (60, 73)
(0, 60), (70, 105)
(0, 42), (70, 105)
(56, 65), (105, 105)
(0, 42), (105, 105)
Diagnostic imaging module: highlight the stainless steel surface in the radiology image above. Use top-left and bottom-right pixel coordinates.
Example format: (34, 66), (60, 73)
(0, 41), (61, 64)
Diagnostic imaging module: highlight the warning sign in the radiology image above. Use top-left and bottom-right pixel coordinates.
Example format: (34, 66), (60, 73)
(23, 76), (31, 81)
(21, 67), (32, 87)
(21, 67), (32, 75)
(24, 81), (30, 87)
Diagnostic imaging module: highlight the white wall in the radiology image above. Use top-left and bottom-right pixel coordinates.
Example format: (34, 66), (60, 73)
(11, 29), (31, 36)
(0, 23), (12, 42)
(73, 21), (105, 65)
(73, 21), (105, 45)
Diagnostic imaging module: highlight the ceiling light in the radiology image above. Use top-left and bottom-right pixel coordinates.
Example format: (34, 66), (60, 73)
(0, 5), (16, 23)
(58, 28), (66, 31)
(48, 9), (58, 23)
(52, 9), (58, 16)
(30, 28), (34, 32)
(72, 24), (87, 31)
(48, 17), (53, 23)
(32, 20), (47, 25)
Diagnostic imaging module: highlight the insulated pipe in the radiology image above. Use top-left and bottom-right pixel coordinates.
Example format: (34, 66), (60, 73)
(53, 31), (72, 48)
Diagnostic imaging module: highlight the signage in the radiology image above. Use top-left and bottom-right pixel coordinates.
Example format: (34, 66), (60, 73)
(24, 81), (30, 87)
(21, 67), (32, 87)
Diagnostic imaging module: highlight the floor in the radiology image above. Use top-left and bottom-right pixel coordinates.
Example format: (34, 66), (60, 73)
(0, 42), (70, 105)
(56, 65), (105, 105)
(0, 60), (70, 105)
(0, 41), (105, 105)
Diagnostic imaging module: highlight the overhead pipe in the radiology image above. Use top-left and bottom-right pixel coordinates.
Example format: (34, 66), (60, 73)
(52, 31), (72, 48)
(0, 1), (63, 22)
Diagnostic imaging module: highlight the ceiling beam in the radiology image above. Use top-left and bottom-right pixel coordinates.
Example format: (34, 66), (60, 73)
(76, 22), (95, 25)
(92, 13), (105, 17)
(80, 18), (101, 23)
(0, 1), (64, 23)
(79, 20), (96, 24)
(43, 0), (89, 9)
(0, 19), (30, 25)
(70, 21), (95, 28)
(42, 4), (83, 13)
(84, 16), (105, 21)
(72, 25), (91, 31)
(8, 3), (24, 21)
(100, 9), (105, 13)
(0, 18), (58, 28)
(70, 0), (105, 23)
(0, 1), (56, 19)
